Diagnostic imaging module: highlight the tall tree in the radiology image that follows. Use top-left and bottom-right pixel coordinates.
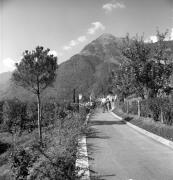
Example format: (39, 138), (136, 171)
(113, 32), (173, 99)
(12, 46), (58, 144)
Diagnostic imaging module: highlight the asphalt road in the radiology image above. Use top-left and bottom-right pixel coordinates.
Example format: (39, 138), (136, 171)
(87, 109), (173, 180)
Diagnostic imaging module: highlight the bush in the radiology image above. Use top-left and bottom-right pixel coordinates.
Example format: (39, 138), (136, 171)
(29, 145), (78, 180)
(27, 109), (87, 180)
(42, 102), (58, 126)
(147, 98), (163, 121)
(2, 100), (89, 180)
(140, 100), (152, 117)
(0, 101), (4, 125)
(26, 102), (38, 132)
(1, 99), (27, 134)
(119, 101), (127, 113)
(146, 98), (173, 125)
(9, 147), (36, 180)
(162, 99), (173, 125)
(117, 97), (173, 125)
(129, 101), (138, 115)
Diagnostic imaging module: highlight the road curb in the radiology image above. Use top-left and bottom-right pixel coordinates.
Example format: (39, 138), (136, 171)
(110, 112), (173, 150)
(76, 113), (90, 180)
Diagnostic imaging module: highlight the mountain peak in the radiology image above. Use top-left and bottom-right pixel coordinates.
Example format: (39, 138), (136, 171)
(97, 33), (116, 39)
(80, 33), (123, 64)
(96, 33), (124, 44)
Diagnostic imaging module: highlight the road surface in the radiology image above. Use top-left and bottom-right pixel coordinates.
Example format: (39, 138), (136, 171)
(87, 108), (173, 180)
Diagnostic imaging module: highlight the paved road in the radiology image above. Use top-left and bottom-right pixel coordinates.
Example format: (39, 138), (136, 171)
(87, 109), (173, 180)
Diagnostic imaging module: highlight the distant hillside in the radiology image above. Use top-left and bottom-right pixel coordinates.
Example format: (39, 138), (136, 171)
(0, 34), (173, 102)
(49, 54), (102, 101)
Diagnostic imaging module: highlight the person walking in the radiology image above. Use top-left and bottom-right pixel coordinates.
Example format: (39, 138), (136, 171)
(106, 98), (109, 112)
(101, 97), (106, 113)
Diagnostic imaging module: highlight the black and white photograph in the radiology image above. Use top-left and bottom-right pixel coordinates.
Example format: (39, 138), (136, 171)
(0, 0), (173, 179)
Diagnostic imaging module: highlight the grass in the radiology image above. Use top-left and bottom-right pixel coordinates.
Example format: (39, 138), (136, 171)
(0, 130), (38, 168)
(113, 107), (173, 142)
(0, 109), (88, 179)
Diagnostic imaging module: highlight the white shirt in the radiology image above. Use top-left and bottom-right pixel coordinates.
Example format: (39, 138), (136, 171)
(101, 98), (106, 104)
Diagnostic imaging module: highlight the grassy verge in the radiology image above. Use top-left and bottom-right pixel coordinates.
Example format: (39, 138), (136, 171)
(113, 107), (173, 142)
(0, 107), (89, 180)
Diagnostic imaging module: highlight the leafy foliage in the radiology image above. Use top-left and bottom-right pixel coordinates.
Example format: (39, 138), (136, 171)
(2, 99), (27, 134)
(10, 147), (37, 180)
(113, 32), (173, 100)
(27, 107), (88, 180)
(12, 46), (58, 143)
(12, 46), (57, 94)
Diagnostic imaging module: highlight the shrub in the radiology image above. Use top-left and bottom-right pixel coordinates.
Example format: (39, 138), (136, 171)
(1, 99), (28, 134)
(162, 99), (173, 125)
(129, 101), (138, 115)
(29, 145), (78, 180)
(42, 102), (57, 126)
(27, 109), (87, 180)
(26, 102), (38, 132)
(140, 100), (152, 118)
(146, 98), (162, 121)
(119, 101), (127, 113)
(9, 147), (36, 180)
(124, 97), (173, 125)
(0, 101), (4, 125)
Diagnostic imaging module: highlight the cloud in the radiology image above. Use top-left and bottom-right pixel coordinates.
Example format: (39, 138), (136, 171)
(87, 22), (105, 35)
(62, 36), (87, 51)
(2, 57), (16, 72)
(69, 40), (78, 47)
(102, 1), (126, 13)
(63, 46), (72, 51)
(144, 35), (158, 43)
(170, 28), (173, 40)
(57, 52), (63, 57)
(78, 36), (87, 42)
(48, 50), (58, 57)
(62, 22), (105, 51)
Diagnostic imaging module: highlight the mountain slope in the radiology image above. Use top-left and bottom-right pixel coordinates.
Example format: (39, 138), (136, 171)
(80, 33), (123, 64)
(48, 54), (102, 101)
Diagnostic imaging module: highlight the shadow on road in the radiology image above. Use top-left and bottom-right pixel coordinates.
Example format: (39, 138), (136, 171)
(86, 127), (110, 139)
(124, 116), (133, 122)
(85, 127), (117, 180)
(85, 110), (118, 180)
(90, 171), (116, 180)
(90, 120), (126, 126)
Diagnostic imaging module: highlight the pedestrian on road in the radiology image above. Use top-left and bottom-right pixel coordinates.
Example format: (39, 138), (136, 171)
(106, 98), (109, 111)
(101, 97), (106, 113)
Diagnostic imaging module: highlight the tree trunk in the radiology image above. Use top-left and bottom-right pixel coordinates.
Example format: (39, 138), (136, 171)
(160, 108), (164, 123)
(37, 93), (42, 145)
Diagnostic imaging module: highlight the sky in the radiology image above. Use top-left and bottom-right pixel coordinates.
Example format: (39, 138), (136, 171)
(0, 0), (173, 73)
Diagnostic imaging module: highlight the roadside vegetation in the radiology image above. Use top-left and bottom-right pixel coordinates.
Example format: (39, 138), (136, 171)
(113, 105), (173, 141)
(0, 46), (91, 180)
(112, 31), (173, 140)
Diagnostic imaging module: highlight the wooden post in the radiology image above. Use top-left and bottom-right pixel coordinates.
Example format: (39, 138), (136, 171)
(127, 101), (129, 114)
(137, 100), (140, 117)
(160, 108), (164, 123)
